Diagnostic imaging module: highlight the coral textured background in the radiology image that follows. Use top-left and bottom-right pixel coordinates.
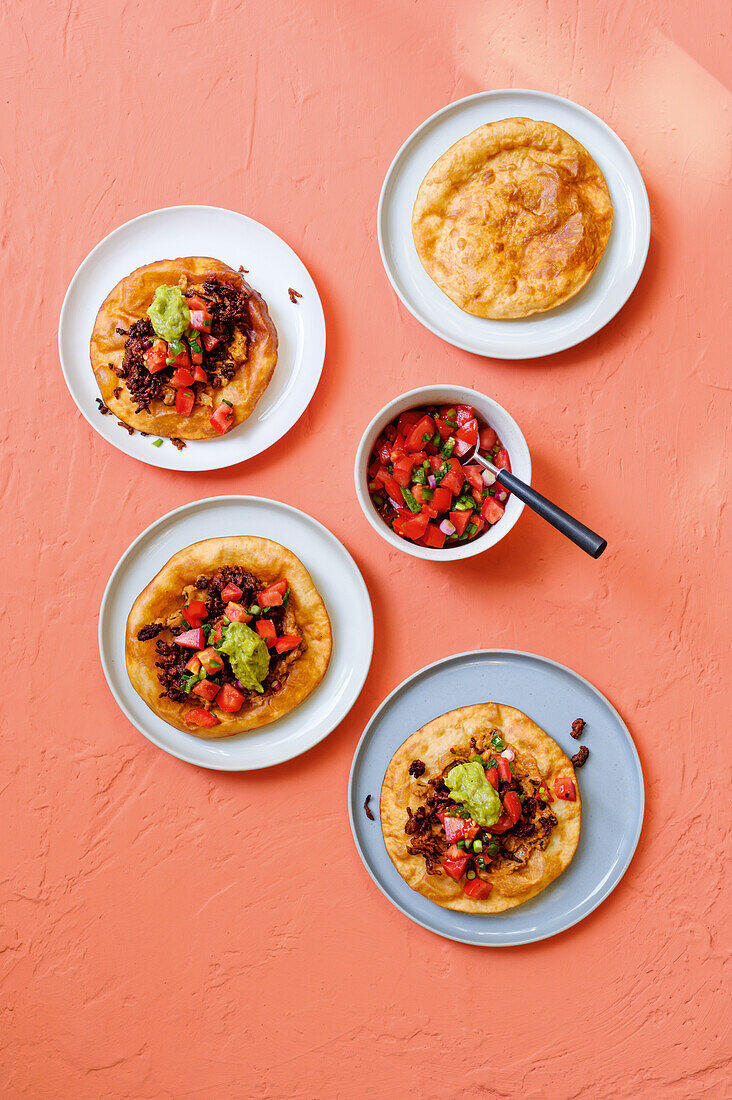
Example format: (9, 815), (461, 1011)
(2, 1), (730, 1096)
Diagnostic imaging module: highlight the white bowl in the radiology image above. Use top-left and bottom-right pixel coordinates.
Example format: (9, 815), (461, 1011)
(354, 385), (531, 561)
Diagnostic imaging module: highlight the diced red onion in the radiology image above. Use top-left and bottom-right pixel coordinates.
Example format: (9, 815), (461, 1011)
(271, 680), (282, 692)
(234, 680), (246, 692)
(427, 474), (436, 489)
(439, 519), (456, 535)
(388, 497), (402, 511)
(482, 468), (496, 486)
(495, 488), (508, 503)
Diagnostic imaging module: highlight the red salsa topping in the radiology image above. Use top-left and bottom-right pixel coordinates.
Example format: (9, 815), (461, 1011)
(367, 403), (511, 548)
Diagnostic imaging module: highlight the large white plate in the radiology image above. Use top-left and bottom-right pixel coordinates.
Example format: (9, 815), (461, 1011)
(59, 206), (326, 470)
(377, 90), (650, 359)
(349, 650), (644, 945)
(99, 496), (373, 770)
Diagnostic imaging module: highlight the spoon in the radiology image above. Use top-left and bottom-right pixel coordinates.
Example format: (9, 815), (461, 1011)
(466, 444), (607, 558)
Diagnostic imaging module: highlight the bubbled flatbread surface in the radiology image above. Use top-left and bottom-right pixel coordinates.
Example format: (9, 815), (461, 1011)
(125, 537), (332, 738)
(90, 257), (278, 438)
(381, 703), (581, 914)
(412, 118), (613, 319)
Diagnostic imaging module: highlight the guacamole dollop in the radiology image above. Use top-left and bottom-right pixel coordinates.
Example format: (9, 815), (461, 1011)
(445, 760), (502, 827)
(219, 622), (270, 694)
(147, 285), (190, 341)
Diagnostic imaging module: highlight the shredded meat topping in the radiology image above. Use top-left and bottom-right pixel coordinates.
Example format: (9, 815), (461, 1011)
(136, 623), (163, 641)
(408, 759), (426, 778)
(571, 718), (586, 739)
(571, 745), (589, 767)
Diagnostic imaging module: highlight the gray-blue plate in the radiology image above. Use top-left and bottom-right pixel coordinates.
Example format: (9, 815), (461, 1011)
(348, 650), (644, 946)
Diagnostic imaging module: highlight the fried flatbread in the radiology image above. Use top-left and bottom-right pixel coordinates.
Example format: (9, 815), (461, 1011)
(381, 703), (581, 913)
(125, 537), (331, 738)
(412, 118), (613, 319)
(90, 257), (277, 438)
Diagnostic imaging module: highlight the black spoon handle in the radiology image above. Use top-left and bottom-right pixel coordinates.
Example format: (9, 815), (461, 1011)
(496, 470), (607, 558)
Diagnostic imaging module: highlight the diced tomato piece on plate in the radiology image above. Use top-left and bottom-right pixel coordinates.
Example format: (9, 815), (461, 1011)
(256, 619), (277, 646)
(188, 309), (212, 332)
(175, 387), (195, 415)
(455, 404), (476, 426)
(463, 465), (484, 493)
(170, 367), (194, 388)
(184, 707), (220, 728)
(201, 332), (219, 351)
(198, 647), (224, 675)
(220, 582), (243, 602)
(479, 426), (498, 451)
(494, 447), (511, 472)
(186, 295), (209, 312)
(210, 402), (234, 435)
(497, 756), (512, 783)
(463, 877), (493, 900)
(401, 512), (429, 541)
(184, 599), (207, 627)
(193, 363), (207, 382)
(433, 416), (454, 440)
(489, 812), (513, 834)
(503, 790), (522, 823)
(392, 454), (415, 486)
(216, 683), (245, 713)
(174, 627), (205, 649)
(274, 635), (301, 655)
(192, 679), (220, 702)
(185, 656), (202, 674)
(449, 510), (471, 536)
(442, 854), (470, 881)
(225, 602), (251, 623)
(430, 485), (453, 513)
(485, 766), (499, 790)
(405, 415), (435, 452)
(443, 815), (467, 844)
(440, 459), (465, 496)
(421, 522), (446, 549)
(554, 777), (577, 801)
(144, 339), (168, 373)
(258, 579), (288, 608)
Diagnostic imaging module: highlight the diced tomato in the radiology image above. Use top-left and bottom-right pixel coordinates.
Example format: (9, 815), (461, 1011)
(174, 627), (205, 649)
(449, 510), (471, 536)
(198, 647), (224, 675)
(472, 516), (486, 535)
(503, 790), (522, 823)
(400, 511), (430, 541)
(212, 622), (223, 645)
(445, 843), (463, 860)
(184, 599), (207, 627)
(210, 402), (235, 435)
(192, 679), (220, 702)
(225, 602), (251, 623)
(463, 877), (493, 900)
(391, 509), (415, 538)
(257, 579), (288, 607)
(184, 707), (221, 728)
(396, 410), (421, 437)
(443, 815), (468, 844)
(463, 821), (480, 842)
(485, 766), (499, 789)
(220, 582), (243, 602)
(201, 332), (219, 351)
(383, 424), (397, 442)
(188, 309), (212, 332)
(479, 426), (498, 451)
(554, 777), (577, 801)
(216, 683), (245, 714)
(190, 347), (204, 366)
(430, 485), (453, 513)
(455, 404), (476, 426)
(256, 619), (277, 646)
(481, 498), (505, 525)
(170, 368), (195, 388)
(392, 454), (416, 486)
(442, 854), (470, 881)
(489, 812), (513, 834)
(421, 522), (446, 549)
(494, 447), (511, 472)
(144, 339), (168, 373)
(497, 756), (512, 783)
(405, 415), (435, 452)
(274, 635), (301, 655)
(440, 459), (465, 496)
(378, 472), (403, 506)
(175, 387), (195, 416)
(193, 363), (207, 382)
(463, 465), (484, 493)
(373, 436), (392, 465)
(186, 295), (210, 312)
(411, 485), (431, 507)
(185, 656), (202, 674)
(454, 419), (479, 457)
(167, 343), (191, 370)
(433, 416), (454, 440)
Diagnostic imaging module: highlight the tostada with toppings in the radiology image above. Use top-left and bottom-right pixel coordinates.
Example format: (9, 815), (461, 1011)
(381, 703), (581, 912)
(90, 257), (278, 439)
(125, 537), (331, 737)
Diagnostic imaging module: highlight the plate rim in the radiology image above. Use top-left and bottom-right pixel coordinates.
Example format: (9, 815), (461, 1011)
(98, 494), (375, 771)
(376, 88), (651, 360)
(347, 647), (645, 946)
(58, 203), (326, 471)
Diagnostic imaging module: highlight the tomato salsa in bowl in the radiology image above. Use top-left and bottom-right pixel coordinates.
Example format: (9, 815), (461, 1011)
(355, 387), (531, 561)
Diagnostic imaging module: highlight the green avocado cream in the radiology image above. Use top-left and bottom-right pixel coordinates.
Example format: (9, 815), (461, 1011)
(219, 622), (270, 693)
(445, 760), (502, 827)
(147, 285), (190, 342)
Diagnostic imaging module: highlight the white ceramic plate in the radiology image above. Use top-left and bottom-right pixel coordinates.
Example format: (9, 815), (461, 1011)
(377, 89), (650, 359)
(99, 496), (374, 770)
(59, 206), (326, 470)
